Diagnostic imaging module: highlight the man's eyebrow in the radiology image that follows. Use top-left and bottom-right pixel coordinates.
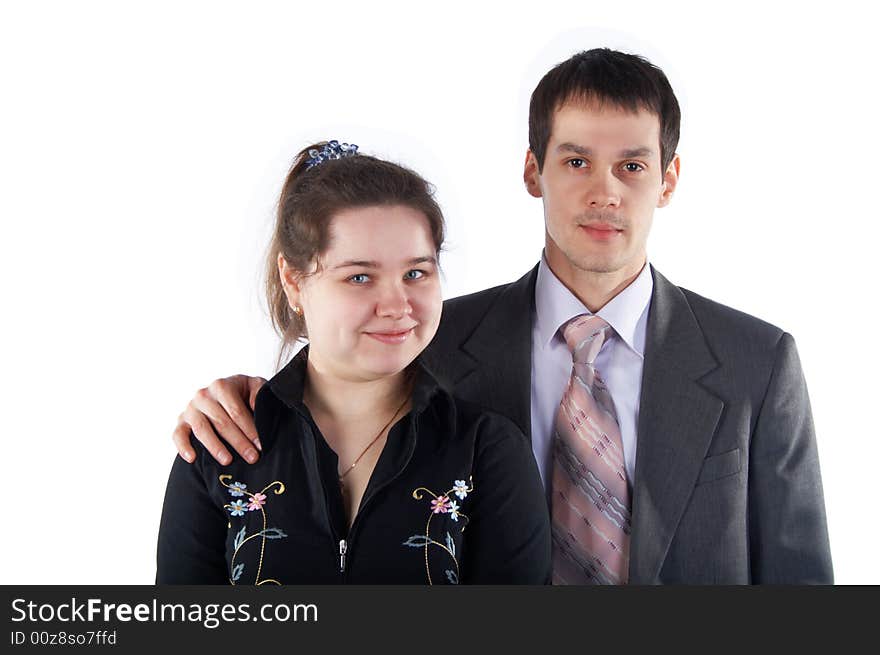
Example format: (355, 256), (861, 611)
(620, 147), (654, 158)
(555, 143), (655, 158)
(556, 142), (592, 156)
(331, 256), (437, 270)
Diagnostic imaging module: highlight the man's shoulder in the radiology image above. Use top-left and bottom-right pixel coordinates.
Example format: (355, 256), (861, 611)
(434, 266), (537, 342)
(441, 281), (513, 317)
(429, 282), (517, 359)
(674, 283), (789, 358)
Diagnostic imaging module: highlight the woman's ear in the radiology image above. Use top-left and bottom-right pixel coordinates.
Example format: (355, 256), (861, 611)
(278, 254), (302, 313)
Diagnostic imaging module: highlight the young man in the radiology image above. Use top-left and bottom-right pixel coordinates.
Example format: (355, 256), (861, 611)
(170, 49), (832, 584)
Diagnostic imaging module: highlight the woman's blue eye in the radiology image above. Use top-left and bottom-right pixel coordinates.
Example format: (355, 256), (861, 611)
(405, 270), (425, 280)
(349, 274), (370, 284)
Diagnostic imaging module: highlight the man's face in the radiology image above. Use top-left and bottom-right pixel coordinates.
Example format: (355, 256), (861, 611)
(524, 101), (679, 283)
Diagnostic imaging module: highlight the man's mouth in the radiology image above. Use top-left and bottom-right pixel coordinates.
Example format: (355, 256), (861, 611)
(579, 223), (623, 241)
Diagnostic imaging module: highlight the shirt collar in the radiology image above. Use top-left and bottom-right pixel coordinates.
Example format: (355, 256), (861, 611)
(265, 344), (444, 418)
(534, 254), (653, 357)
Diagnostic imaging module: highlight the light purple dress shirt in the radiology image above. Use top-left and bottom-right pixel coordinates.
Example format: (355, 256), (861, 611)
(530, 256), (653, 495)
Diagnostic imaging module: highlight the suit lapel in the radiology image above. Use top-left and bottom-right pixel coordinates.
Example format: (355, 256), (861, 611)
(629, 267), (725, 584)
(451, 266), (538, 440)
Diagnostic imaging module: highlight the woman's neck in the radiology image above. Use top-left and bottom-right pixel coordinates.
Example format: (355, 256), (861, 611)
(302, 360), (410, 424)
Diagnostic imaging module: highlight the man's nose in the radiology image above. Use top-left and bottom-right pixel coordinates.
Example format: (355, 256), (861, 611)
(585, 170), (621, 208)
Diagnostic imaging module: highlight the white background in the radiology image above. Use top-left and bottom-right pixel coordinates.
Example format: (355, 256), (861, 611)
(1, 1), (877, 584)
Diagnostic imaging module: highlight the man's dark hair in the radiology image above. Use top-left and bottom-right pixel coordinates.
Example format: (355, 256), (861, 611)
(528, 48), (681, 175)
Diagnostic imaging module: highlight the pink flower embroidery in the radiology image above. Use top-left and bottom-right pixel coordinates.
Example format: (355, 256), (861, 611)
(431, 495), (450, 514)
(247, 493), (267, 511)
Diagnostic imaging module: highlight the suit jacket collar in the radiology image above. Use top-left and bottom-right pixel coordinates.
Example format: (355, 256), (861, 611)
(628, 266), (724, 583)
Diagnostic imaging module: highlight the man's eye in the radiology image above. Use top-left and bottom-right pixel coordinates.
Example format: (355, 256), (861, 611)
(623, 162), (644, 172)
(568, 158), (587, 168)
(349, 274), (370, 284)
(405, 270), (425, 280)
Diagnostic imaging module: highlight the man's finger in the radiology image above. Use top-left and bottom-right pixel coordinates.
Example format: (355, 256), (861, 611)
(246, 376), (268, 450)
(183, 404), (234, 466)
(171, 419), (196, 463)
(212, 377), (261, 451)
(247, 376), (267, 410)
(193, 388), (259, 464)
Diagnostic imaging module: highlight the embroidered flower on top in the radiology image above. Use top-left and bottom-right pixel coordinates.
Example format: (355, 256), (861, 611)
(228, 500), (248, 516)
(431, 495), (451, 514)
(448, 500), (461, 522)
(406, 476), (474, 584)
(228, 481), (248, 497)
(247, 493), (267, 511)
(219, 474), (287, 585)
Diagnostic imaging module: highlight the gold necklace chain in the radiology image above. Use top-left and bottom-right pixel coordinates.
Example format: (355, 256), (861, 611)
(338, 394), (410, 486)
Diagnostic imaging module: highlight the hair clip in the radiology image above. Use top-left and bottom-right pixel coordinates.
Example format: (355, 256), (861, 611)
(305, 140), (359, 170)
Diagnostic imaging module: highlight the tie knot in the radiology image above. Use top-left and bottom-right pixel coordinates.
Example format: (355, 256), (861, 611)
(562, 314), (611, 364)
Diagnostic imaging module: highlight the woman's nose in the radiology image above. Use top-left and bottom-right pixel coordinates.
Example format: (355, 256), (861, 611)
(376, 283), (412, 319)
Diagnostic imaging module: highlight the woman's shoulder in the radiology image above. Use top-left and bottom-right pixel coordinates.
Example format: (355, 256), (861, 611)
(414, 360), (526, 442)
(449, 396), (527, 442)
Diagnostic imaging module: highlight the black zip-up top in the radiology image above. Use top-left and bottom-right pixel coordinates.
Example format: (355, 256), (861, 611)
(157, 349), (551, 584)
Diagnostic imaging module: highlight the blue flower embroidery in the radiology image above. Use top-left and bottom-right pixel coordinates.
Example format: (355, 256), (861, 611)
(453, 479), (469, 500)
(228, 481), (247, 497)
(228, 500), (247, 516)
(448, 500), (461, 522)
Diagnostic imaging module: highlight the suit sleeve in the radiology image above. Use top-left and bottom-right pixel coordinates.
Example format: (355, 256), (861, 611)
(156, 446), (230, 584)
(748, 332), (833, 583)
(461, 416), (552, 584)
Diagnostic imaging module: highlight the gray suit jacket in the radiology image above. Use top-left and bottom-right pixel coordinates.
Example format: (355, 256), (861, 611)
(421, 264), (833, 584)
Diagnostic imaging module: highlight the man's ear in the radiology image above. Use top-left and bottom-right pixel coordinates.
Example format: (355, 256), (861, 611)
(278, 254), (302, 310)
(657, 154), (680, 208)
(523, 149), (544, 199)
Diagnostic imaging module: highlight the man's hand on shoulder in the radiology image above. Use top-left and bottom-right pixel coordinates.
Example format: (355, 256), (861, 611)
(172, 375), (267, 465)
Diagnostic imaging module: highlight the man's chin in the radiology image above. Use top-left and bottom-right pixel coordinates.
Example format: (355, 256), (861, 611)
(568, 255), (627, 276)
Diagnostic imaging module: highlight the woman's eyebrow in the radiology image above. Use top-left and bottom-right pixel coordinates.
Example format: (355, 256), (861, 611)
(408, 256), (437, 266)
(331, 255), (436, 270)
(332, 260), (379, 270)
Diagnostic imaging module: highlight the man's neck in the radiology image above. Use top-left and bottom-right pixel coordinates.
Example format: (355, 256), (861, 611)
(544, 251), (646, 313)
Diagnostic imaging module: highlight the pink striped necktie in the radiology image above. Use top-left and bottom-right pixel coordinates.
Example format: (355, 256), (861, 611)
(551, 314), (631, 585)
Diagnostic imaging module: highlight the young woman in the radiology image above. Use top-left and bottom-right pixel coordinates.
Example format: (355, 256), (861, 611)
(156, 141), (550, 584)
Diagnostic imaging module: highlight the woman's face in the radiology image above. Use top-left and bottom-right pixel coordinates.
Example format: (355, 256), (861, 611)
(282, 205), (442, 383)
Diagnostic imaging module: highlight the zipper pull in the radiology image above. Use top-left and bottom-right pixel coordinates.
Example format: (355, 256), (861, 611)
(339, 539), (347, 573)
